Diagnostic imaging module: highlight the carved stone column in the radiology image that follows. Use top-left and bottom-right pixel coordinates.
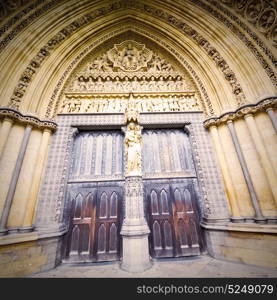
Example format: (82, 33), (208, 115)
(0, 124), (32, 235)
(21, 128), (51, 232)
(244, 114), (277, 204)
(0, 117), (14, 157)
(120, 102), (152, 272)
(209, 125), (241, 221)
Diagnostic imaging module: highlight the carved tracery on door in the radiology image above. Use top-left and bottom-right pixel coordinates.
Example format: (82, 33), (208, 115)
(143, 129), (203, 258)
(63, 131), (124, 263)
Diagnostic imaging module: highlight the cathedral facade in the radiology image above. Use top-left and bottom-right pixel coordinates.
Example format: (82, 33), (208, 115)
(0, 0), (276, 276)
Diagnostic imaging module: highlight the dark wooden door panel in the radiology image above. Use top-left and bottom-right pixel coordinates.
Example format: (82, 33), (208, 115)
(145, 183), (176, 258)
(64, 187), (97, 262)
(93, 185), (122, 261)
(145, 180), (202, 259)
(171, 181), (201, 256)
(64, 183), (123, 263)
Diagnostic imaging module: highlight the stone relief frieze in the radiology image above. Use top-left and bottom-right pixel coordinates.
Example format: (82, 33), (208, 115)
(59, 93), (201, 114)
(69, 74), (192, 93)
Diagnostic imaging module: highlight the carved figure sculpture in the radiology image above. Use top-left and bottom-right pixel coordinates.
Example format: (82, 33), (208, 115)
(125, 122), (142, 175)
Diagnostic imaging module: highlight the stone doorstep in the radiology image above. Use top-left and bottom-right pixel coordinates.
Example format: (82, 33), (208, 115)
(29, 255), (277, 278)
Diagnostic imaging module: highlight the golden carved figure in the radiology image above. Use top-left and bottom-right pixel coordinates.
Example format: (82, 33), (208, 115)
(125, 122), (142, 175)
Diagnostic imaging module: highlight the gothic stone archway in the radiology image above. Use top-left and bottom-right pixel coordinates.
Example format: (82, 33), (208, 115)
(37, 36), (229, 270)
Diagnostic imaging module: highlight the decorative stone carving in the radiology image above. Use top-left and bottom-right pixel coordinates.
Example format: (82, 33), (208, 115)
(59, 93), (201, 114)
(220, 0), (277, 48)
(121, 106), (151, 272)
(2, 0), (275, 113)
(203, 96), (277, 128)
(66, 40), (179, 96)
(0, 0), (33, 23)
(68, 73), (194, 94)
(0, 107), (57, 131)
(6, 1), (253, 111)
(107, 40), (152, 71)
(61, 37), (202, 113)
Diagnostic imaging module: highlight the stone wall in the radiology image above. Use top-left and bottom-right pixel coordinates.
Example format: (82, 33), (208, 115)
(205, 228), (277, 269)
(0, 236), (62, 277)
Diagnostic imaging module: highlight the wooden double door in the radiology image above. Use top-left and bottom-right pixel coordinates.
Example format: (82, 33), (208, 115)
(144, 179), (203, 258)
(63, 183), (123, 263)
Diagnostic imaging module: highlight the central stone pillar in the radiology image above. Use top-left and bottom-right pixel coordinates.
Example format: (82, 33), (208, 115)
(120, 176), (152, 272)
(120, 95), (152, 272)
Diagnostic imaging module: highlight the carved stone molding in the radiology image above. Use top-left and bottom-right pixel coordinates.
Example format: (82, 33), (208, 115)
(1, 0), (275, 101)
(0, 0), (35, 25)
(1, 0), (275, 66)
(7, 0), (127, 110)
(0, 107), (57, 131)
(194, 0), (276, 88)
(0, 0), (58, 48)
(219, 0), (277, 49)
(203, 96), (277, 128)
(127, 1), (247, 105)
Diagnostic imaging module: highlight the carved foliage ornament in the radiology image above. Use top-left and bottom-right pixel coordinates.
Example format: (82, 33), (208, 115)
(0, 0), (32, 22)
(220, 0), (277, 48)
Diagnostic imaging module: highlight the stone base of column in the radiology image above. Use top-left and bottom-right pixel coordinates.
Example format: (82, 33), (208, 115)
(19, 226), (34, 233)
(244, 217), (255, 223)
(0, 228), (8, 236)
(120, 219), (152, 272)
(230, 217), (245, 223)
(254, 217), (267, 224)
(120, 233), (152, 273)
